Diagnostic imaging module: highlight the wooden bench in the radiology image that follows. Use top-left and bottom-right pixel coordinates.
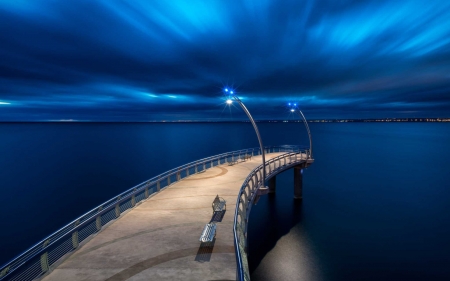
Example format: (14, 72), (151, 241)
(212, 195), (226, 212)
(199, 222), (216, 242)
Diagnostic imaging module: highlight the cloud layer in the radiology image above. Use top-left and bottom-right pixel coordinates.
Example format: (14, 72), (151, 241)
(1, 0), (450, 120)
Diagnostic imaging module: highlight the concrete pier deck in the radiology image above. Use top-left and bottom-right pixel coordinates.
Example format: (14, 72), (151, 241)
(42, 153), (282, 281)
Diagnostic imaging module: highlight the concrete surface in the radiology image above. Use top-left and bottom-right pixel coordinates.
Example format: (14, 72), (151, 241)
(42, 153), (282, 281)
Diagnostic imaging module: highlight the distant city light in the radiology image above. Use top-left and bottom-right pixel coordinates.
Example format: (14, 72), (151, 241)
(290, 109), (295, 112)
(226, 99), (233, 105)
(230, 90), (234, 94)
(294, 103), (297, 106)
(288, 103), (291, 106)
(225, 88), (228, 92)
(0, 101), (11, 105)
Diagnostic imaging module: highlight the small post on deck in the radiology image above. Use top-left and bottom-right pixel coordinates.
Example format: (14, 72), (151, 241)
(72, 220), (80, 249)
(268, 176), (276, 193)
(96, 207), (102, 231)
(145, 182), (149, 199)
(294, 166), (303, 199)
(40, 240), (50, 274)
(115, 196), (121, 218)
(131, 188), (136, 207)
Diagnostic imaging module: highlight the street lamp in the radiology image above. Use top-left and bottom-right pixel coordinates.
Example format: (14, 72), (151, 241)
(225, 90), (267, 188)
(289, 103), (313, 159)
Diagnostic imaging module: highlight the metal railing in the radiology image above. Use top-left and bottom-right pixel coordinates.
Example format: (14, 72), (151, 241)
(233, 147), (312, 281)
(0, 145), (301, 281)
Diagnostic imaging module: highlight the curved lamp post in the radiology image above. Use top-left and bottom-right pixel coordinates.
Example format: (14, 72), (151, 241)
(290, 103), (313, 159)
(226, 89), (267, 187)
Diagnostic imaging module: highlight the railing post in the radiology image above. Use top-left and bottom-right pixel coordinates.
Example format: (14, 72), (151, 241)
(167, 175), (171, 186)
(177, 170), (181, 181)
(0, 266), (10, 278)
(96, 207), (102, 231)
(115, 196), (121, 218)
(40, 240), (50, 274)
(145, 182), (149, 199)
(157, 179), (161, 192)
(203, 162), (206, 171)
(195, 164), (198, 173)
(186, 167), (190, 177)
(72, 220), (80, 249)
(211, 159), (213, 167)
(131, 188), (136, 207)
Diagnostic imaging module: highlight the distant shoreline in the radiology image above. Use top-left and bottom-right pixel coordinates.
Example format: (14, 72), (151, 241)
(0, 118), (449, 123)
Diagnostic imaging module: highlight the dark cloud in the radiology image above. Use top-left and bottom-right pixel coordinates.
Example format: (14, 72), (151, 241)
(0, 0), (450, 121)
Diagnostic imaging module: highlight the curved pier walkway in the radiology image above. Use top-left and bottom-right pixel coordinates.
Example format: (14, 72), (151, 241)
(42, 153), (283, 281)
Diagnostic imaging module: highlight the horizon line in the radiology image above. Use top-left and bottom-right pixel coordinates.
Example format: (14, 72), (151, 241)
(0, 118), (449, 123)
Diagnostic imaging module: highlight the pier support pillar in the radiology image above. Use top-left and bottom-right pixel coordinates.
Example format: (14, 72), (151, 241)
(268, 176), (276, 193)
(294, 166), (303, 199)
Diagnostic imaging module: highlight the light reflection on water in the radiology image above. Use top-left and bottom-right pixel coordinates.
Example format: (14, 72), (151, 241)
(249, 123), (450, 281)
(249, 176), (325, 281)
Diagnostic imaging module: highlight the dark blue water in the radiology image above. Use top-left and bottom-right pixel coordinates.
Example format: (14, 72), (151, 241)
(1, 123), (449, 281)
(248, 123), (450, 281)
(0, 122), (307, 266)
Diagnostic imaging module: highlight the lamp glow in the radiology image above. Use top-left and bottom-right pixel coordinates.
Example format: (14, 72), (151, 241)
(290, 109), (295, 112)
(230, 90), (234, 94)
(225, 88), (228, 92)
(226, 99), (233, 105)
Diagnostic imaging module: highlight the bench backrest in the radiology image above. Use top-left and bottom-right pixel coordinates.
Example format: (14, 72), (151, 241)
(212, 195), (221, 207)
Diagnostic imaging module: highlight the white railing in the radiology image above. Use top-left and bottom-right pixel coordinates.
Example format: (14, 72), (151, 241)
(0, 145), (302, 281)
(233, 148), (312, 281)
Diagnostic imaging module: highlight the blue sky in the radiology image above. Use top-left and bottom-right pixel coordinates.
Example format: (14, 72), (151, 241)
(0, 0), (449, 121)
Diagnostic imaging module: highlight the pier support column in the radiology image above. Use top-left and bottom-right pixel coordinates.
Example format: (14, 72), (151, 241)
(268, 176), (276, 193)
(294, 166), (303, 199)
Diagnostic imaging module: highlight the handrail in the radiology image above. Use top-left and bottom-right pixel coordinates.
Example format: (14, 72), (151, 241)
(233, 148), (312, 281)
(0, 145), (301, 281)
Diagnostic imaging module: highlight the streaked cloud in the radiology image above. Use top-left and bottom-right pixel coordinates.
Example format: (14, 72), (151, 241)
(0, 0), (449, 120)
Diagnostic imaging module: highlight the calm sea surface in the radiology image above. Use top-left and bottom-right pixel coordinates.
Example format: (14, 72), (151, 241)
(1, 122), (449, 280)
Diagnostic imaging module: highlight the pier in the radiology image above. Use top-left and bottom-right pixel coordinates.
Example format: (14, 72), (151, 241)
(0, 146), (313, 281)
